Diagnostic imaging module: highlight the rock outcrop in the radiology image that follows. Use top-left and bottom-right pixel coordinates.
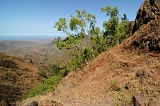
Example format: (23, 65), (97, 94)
(132, 0), (160, 34)
(124, 0), (160, 53)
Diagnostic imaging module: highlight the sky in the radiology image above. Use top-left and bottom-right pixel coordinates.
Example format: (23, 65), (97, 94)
(0, 0), (144, 37)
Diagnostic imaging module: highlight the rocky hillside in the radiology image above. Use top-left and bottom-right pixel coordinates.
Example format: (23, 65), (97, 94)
(0, 52), (45, 106)
(18, 0), (160, 106)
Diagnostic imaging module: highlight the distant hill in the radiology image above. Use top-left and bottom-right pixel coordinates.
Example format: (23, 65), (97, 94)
(0, 39), (68, 70)
(0, 52), (45, 105)
(18, 0), (160, 105)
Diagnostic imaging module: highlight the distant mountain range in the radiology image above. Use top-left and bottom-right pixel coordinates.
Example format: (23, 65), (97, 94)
(0, 35), (65, 41)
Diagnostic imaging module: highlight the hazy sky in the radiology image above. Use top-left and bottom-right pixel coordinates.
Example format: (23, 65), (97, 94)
(0, 0), (144, 36)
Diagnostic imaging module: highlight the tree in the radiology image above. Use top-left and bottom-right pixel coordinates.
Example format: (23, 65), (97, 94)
(115, 14), (129, 44)
(121, 14), (128, 21)
(101, 6), (119, 36)
(54, 6), (129, 72)
(101, 6), (129, 46)
(54, 9), (101, 71)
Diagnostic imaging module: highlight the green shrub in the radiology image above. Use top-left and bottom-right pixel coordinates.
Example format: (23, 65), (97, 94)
(22, 75), (62, 99)
(23, 85), (45, 99)
(38, 70), (47, 78)
(59, 69), (68, 77)
(44, 75), (62, 92)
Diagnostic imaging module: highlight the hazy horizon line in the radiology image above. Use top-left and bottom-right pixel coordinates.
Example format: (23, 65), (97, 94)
(0, 34), (66, 36)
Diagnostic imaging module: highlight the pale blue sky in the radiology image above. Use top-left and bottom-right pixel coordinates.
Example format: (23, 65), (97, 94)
(0, 0), (144, 37)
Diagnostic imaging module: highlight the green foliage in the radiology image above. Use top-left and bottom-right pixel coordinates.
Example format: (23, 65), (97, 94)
(50, 63), (60, 75)
(54, 18), (69, 34)
(90, 35), (107, 56)
(22, 75), (62, 99)
(50, 62), (68, 77)
(23, 61), (66, 100)
(82, 47), (93, 60)
(101, 6), (119, 36)
(54, 9), (97, 37)
(101, 6), (129, 46)
(43, 75), (62, 92)
(38, 70), (47, 78)
(54, 7), (129, 72)
(54, 9), (102, 72)
(59, 69), (68, 77)
(115, 20), (128, 44)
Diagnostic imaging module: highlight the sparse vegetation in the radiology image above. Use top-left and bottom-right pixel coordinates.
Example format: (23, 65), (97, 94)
(114, 92), (132, 106)
(110, 80), (122, 91)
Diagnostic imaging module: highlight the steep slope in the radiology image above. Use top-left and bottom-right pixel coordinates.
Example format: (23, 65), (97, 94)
(19, 0), (160, 105)
(0, 52), (45, 106)
(18, 44), (160, 106)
